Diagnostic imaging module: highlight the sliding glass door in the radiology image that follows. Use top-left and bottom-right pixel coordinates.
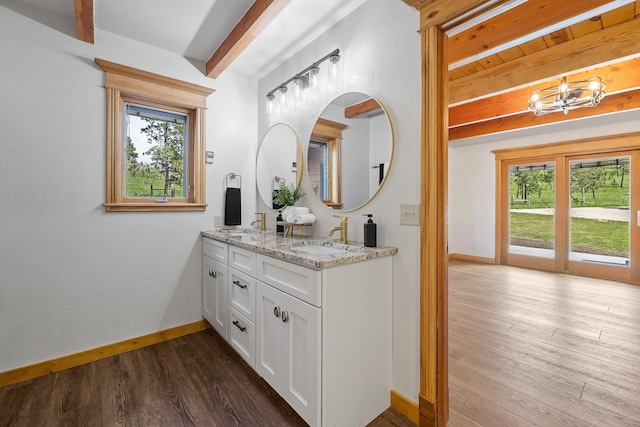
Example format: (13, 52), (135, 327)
(567, 154), (631, 276)
(508, 162), (556, 260)
(496, 138), (640, 284)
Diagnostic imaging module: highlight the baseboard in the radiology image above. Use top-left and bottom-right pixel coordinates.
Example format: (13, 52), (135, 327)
(448, 253), (496, 264)
(390, 389), (419, 425)
(0, 320), (210, 387)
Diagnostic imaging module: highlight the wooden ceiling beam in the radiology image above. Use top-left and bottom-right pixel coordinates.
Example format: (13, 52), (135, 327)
(74, 0), (94, 44)
(344, 98), (381, 118)
(449, 88), (640, 140)
(205, 0), (292, 79)
(450, 17), (640, 105)
(448, 0), (627, 68)
(401, 0), (496, 28)
(450, 57), (640, 127)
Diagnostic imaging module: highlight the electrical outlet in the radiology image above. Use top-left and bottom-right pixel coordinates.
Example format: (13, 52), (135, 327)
(400, 204), (420, 226)
(214, 216), (222, 227)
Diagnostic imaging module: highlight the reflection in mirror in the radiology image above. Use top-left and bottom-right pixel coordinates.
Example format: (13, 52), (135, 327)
(256, 123), (303, 209)
(308, 92), (393, 211)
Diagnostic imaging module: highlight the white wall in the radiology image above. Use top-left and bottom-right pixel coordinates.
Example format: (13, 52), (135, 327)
(0, 4), (257, 373)
(449, 110), (640, 259)
(257, 0), (421, 402)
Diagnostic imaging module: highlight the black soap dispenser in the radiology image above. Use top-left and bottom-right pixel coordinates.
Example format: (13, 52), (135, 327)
(363, 214), (377, 247)
(276, 211), (284, 234)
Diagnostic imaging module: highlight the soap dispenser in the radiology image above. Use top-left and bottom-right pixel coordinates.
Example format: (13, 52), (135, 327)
(276, 211), (284, 234)
(363, 214), (377, 247)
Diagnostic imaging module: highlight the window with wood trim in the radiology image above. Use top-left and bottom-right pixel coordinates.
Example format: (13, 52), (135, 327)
(309, 118), (347, 209)
(96, 59), (214, 212)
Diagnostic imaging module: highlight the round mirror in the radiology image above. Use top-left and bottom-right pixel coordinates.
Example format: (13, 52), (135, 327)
(307, 92), (393, 211)
(256, 123), (303, 209)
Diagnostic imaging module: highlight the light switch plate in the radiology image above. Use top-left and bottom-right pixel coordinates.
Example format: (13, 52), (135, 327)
(206, 151), (214, 164)
(400, 203), (420, 226)
(214, 216), (222, 227)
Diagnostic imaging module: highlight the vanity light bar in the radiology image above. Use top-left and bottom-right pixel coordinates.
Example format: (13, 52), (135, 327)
(266, 49), (340, 114)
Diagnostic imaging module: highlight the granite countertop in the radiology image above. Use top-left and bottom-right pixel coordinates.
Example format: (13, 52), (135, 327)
(201, 229), (398, 270)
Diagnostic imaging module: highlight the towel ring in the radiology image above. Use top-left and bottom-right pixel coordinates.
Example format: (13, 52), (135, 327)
(272, 176), (285, 192)
(225, 173), (242, 189)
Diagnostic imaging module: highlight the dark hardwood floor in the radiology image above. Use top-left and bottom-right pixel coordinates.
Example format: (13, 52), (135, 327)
(0, 327), (415, 427)
(448, 260), (640, 427)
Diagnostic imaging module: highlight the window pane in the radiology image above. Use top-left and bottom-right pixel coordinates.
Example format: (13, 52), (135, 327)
(124, 103), (188, 199)
(308, 141), (328, 200)
(508, 162), (556, 258)
(569, 156), (630, 266)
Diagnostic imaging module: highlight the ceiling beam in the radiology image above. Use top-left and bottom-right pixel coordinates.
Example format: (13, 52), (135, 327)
(450, 17), (640, 105)
(448, 0), (629, 69)
(449, 88), (640, 140)
(344, 98), (381, 118)
(74, 0), (94, 44)
(401, 0), (497, 28)
(205, 0), (292, 79)
(450, 57), (640, 127)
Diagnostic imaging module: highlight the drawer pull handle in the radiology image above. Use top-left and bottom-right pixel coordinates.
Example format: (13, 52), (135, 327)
(281, 310), (289, 323)
(273, 306), (280, 318)
(233, 280), (247, 289)
(232, 320), (247, 332)
(209, 270), (217, 278)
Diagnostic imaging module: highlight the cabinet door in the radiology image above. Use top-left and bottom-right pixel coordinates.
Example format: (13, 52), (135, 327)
(281, 291), (321, 427)
(256, 281), (283, 391)
(203, 256), (227, 339)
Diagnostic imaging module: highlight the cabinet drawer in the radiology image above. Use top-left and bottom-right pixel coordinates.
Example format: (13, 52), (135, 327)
(228, 268), (256, 322)
(229, 245), (257, 276)
(227, 307), (256, 369)
(203, 238), (228, 264)
(257, 255), (321, 307)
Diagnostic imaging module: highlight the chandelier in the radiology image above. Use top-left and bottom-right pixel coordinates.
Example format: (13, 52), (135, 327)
(528, 76), (606, 116)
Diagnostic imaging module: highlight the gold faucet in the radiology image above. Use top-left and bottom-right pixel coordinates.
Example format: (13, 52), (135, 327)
(328, 215), (348, 244)
(251, 212), (266, 231)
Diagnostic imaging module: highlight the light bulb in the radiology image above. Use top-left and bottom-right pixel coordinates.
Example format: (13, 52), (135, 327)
(278, 86), (288, 109)
(266, 93), (275, 115)
(309, 66), (320, 89)
(559, 78), (568, 93)
(329, 52), (340, 82)
(293, 77), (304, 101)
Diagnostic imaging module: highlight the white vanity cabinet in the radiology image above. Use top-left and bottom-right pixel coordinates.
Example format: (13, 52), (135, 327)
(202, 234), (393, 427)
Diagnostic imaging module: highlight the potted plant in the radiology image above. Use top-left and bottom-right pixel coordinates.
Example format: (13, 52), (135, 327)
(273, 182), (305, 208)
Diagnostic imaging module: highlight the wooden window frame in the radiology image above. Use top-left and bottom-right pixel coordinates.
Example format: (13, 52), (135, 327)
(310, 118), (347, 209)
(96, 59), (214, 212)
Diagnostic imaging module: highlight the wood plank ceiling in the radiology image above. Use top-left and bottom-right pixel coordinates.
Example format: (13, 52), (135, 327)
(449, 0), (640, 139)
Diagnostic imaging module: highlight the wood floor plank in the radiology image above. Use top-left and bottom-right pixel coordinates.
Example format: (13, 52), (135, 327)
(449, 260), (640, 427)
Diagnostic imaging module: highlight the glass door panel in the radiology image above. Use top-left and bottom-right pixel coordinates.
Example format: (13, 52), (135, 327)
(568, 156), (630, 267)
(508, 162), (556, 259)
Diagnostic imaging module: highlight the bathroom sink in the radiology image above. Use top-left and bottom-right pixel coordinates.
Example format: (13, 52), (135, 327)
(286, 241), (364, 256)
